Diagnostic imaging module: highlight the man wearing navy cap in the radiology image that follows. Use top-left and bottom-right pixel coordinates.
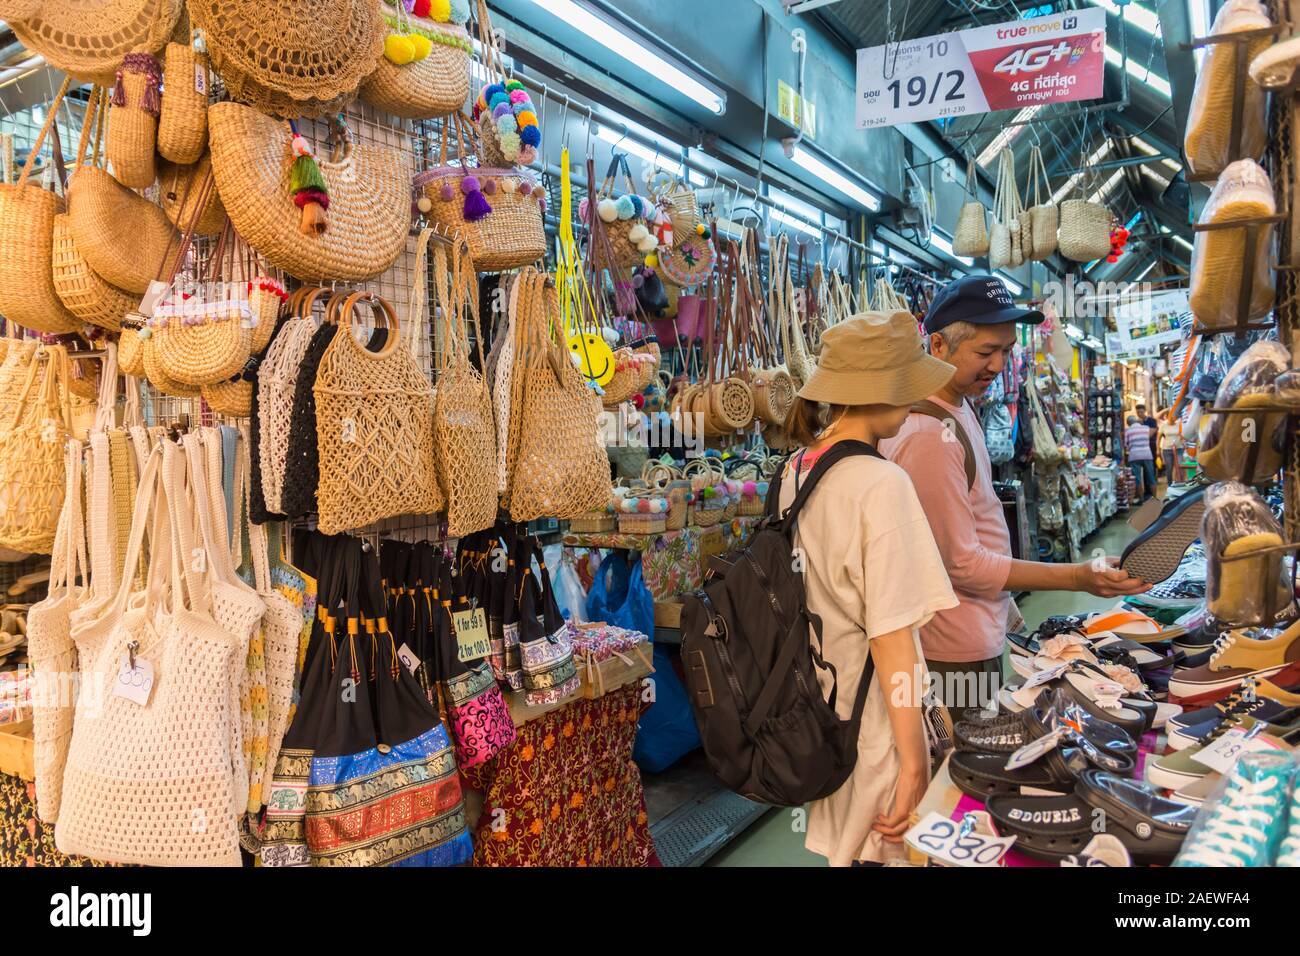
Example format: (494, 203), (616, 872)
(880, 275), (1148, 711)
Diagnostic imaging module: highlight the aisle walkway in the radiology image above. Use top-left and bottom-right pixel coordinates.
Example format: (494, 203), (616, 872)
(704, 512), (1141, 867)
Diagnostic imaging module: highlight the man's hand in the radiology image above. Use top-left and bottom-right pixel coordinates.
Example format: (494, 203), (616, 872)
(1071, 556), (1150, 597)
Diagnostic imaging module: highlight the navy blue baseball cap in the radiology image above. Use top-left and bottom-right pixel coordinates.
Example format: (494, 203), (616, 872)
(922, 274), (1044, 335)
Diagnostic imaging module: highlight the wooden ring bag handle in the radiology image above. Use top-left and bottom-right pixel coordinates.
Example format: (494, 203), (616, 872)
(339, 292), (400, 360)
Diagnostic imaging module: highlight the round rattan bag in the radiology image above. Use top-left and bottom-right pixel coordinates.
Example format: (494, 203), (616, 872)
(208, 102), (412, 281)
(659, 234), (716, 288)
(5, 0), (181, 85)
(189, 0), (384, 118)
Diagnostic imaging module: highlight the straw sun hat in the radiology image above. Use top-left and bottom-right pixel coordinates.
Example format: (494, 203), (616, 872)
(797, 310), (955, 407)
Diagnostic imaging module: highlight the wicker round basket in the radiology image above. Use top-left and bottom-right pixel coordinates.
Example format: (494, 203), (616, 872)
(750, 366), (795, 426)
(361, 16), (472, 120)
(51, 213), (136, 332)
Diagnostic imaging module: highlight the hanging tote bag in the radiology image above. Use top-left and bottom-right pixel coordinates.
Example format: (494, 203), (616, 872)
(0, 77), (80, 334)
(314, 293), (442, 535)
(106, 50), (162, 189)
(433, 240), (500, 537)
(1057, 197), (1113, 262)
(414, 112), (547, 272)
(952, 155), (990, 257)
(591, 153), (658, 267)
(4, 0), (180, 86)
(1026, 145), (1058, 260)
(989, 148), (1024, 271)
(504, 268), (611, 521)
(738, 229), (792, 427)
(0, 346), (75, 554)
(27, 439), (87, 823)
(773, 233), (815, 389)
(157, 36), (210, 165)
(55, 444), (244, 866)
(52, 88), (138, 333)
(470, 0), (541, 168)
(188, 0), (383, 120)
(209, 103), (411, 281)
(518, 537), (580, 707)
(159, 153), (227, 236)
(361, 0), (473, 120)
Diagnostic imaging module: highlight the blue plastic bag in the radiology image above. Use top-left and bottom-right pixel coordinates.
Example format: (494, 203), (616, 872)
(633, 645), (701, 773)
(585, 551), (654, 637)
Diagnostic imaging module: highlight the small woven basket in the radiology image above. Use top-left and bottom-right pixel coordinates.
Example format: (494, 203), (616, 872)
(201, 376), (253, 417)
(1058, 199), (1113, 262)
(51, 213), (137, 332)
(568, 511), (615, 533)
(659, 234), (716, 288)
(106, 52), (162, 189)
(157, 41), (209, 165)
(117, 315), (149, 377)
(361, 14), (472, 120)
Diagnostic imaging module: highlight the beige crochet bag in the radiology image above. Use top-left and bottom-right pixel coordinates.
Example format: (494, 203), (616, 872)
(27, 438), (87, 823)
(0, 345), (75, 554)
(952, 156), (990, 258)
(314, 293), (441, 534)
(503, 268), (611, 521)
(433, 239), (499, 537)
(55, 443), (245, 866)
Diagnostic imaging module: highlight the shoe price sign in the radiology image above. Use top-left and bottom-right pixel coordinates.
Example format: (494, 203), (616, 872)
(856, 9), (1106, 129)
(1190, 728), (1279, 775)
(904, 811), (1018, 867)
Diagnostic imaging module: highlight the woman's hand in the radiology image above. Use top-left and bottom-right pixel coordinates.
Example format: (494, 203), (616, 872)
(873, 761), (927, 843)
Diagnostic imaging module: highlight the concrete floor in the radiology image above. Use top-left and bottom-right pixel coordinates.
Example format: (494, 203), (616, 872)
(705, 512), (1141, 867)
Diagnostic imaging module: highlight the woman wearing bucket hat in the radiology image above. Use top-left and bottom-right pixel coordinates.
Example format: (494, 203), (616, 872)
(776, 311), (960, 866)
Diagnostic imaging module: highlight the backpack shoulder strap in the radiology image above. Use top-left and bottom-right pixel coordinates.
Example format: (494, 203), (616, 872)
(910, 400), (976, 492)
(779, 440), (884, 532)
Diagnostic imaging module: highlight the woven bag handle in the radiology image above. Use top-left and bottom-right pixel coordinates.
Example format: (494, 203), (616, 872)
(337, 292), (401, 364)
(92, 341), (120, 435)
(438, 112), (480, 169)
(71, 86), (106, 171)
(48, 438), (87, 596)
(16, 75), (70, 188)
(433, 240), (466, 371)
(407, 226), (435, 363)
(157, 165), (217, 285)
(475, 0), (508, 83)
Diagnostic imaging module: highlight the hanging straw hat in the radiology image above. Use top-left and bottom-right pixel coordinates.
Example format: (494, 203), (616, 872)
(3, 0), (182, 85)
(797, 311), (955, 408)
(189, 0), (384, 118)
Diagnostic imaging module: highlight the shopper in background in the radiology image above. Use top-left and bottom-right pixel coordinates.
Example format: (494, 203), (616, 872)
(1125, 413), (1158, 501)
(1157, 408), (1184, 484)
(1136, 403), (1159, 460)
(881, 275), (1150, 713)
(779, 313), (958, 867)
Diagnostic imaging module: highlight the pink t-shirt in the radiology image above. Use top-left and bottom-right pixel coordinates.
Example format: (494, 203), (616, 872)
(879, 395), (1013, 663)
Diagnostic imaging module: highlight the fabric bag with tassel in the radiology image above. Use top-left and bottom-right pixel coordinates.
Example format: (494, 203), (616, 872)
(106, 50), (162, 189)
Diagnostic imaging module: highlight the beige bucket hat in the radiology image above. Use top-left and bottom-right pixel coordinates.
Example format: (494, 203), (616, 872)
(797, 310), (956, 407)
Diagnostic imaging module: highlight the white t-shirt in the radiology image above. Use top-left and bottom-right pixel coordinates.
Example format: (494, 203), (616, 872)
(779, 449), (957, 866)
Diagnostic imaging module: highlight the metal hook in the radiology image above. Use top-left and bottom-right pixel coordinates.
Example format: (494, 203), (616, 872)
(560, 94), (571, 152)
(584, 104), (595, 161)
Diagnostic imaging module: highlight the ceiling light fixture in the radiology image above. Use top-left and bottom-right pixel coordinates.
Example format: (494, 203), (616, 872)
(524, 0), (726, 114)
(789, 145), (882, 212)
(930, 230), (974, 266)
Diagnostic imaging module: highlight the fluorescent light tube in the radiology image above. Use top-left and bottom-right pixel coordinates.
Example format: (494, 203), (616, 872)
(1092, 0), (1160, 35)
(770, 208), (821, 239)
(1105, 45), (1172, 97)
(525, 0), (726, 114)
(930, 231), (973, 266)
(789, 145), (881, 212)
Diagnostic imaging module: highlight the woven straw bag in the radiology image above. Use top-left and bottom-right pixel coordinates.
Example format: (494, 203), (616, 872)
(117, 314), (148, 377)
(660, 178), (700, 240)
(660, 232), (717, 288)
(952, 156), (990, 257)
(189, 0), (383, 119)
(314, 293), (441, 535)
(0, 340), (38, 426)
(989, 148), (1025, 271)
(67, 161), (177, 294)
(734, 228), (791, 427)
(1058, 198), (1113, 262)
(771, 234), (815, 389)
(56, 443), (245, 866)
(28, 438), (86, 823)
(504, 268), (611, 521)
(1025, 146), (1058, 260)
(209, 102), (411, 281)
(257, 287), (327, 515)
(361, 0), (472, 120)
(5, 0), (181, 85)
(202, 378), (253, 418)
(414, 112), (546, 272)
(159, 154), (227, 236)
(106, 51), (162, 189)
(0, 345), (75, 554)
(153, 222), (255, 388)
(594, 153), (656, 267)
(433, 240), (498, 537)
(0, 79), (80, 334)
(157, 39), (209, 165)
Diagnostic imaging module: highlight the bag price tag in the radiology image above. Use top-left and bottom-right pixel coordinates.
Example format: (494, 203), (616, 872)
(904, 811), (1016, 867)
(194, 63), (207, 95)
(112, 654), (155, 706)
(1191, 728), (1278, 775)
(453, 607), (491, 663)
(396, 642), (421, 676)
(1021, 662), (1068, 691)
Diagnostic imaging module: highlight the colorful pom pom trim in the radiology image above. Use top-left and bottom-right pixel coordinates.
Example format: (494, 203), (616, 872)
(472, 79), (541, 166)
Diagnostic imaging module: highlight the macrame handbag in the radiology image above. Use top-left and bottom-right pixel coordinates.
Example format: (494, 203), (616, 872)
(772, 233), (814, 389)
(209, 103), (411, 281)
(0, 345), (75, 554)
(0, 77), (80, 334)
(106, 50), (162, 189)
(27, 438), (86, 824)
(314, 293), (442, 535)
(433, 240), (499, 537)
(503, 269), (611, 521)
(1026, 145), (1058, 260)
(362, 0), (473, 120)
(952, 155), (990, 257)
(414, 111), (546, 272)
(157, 36), (210, 165)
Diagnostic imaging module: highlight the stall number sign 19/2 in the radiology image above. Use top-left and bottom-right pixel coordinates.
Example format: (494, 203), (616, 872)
(856, 8), (1106, 129)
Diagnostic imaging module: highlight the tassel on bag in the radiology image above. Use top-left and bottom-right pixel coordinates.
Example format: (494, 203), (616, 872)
(287, 120), (329, 236)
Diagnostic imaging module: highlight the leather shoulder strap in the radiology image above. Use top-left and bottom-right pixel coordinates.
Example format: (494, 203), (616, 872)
(911, 400), (977, 492)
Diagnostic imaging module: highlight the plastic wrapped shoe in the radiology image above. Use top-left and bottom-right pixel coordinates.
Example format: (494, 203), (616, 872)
(1173, 750), (1295, 866)
(1060, 833), (1132, 867)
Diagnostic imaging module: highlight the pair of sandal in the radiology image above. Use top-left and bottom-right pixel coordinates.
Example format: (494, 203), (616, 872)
(1009, 614), (1183, 679)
